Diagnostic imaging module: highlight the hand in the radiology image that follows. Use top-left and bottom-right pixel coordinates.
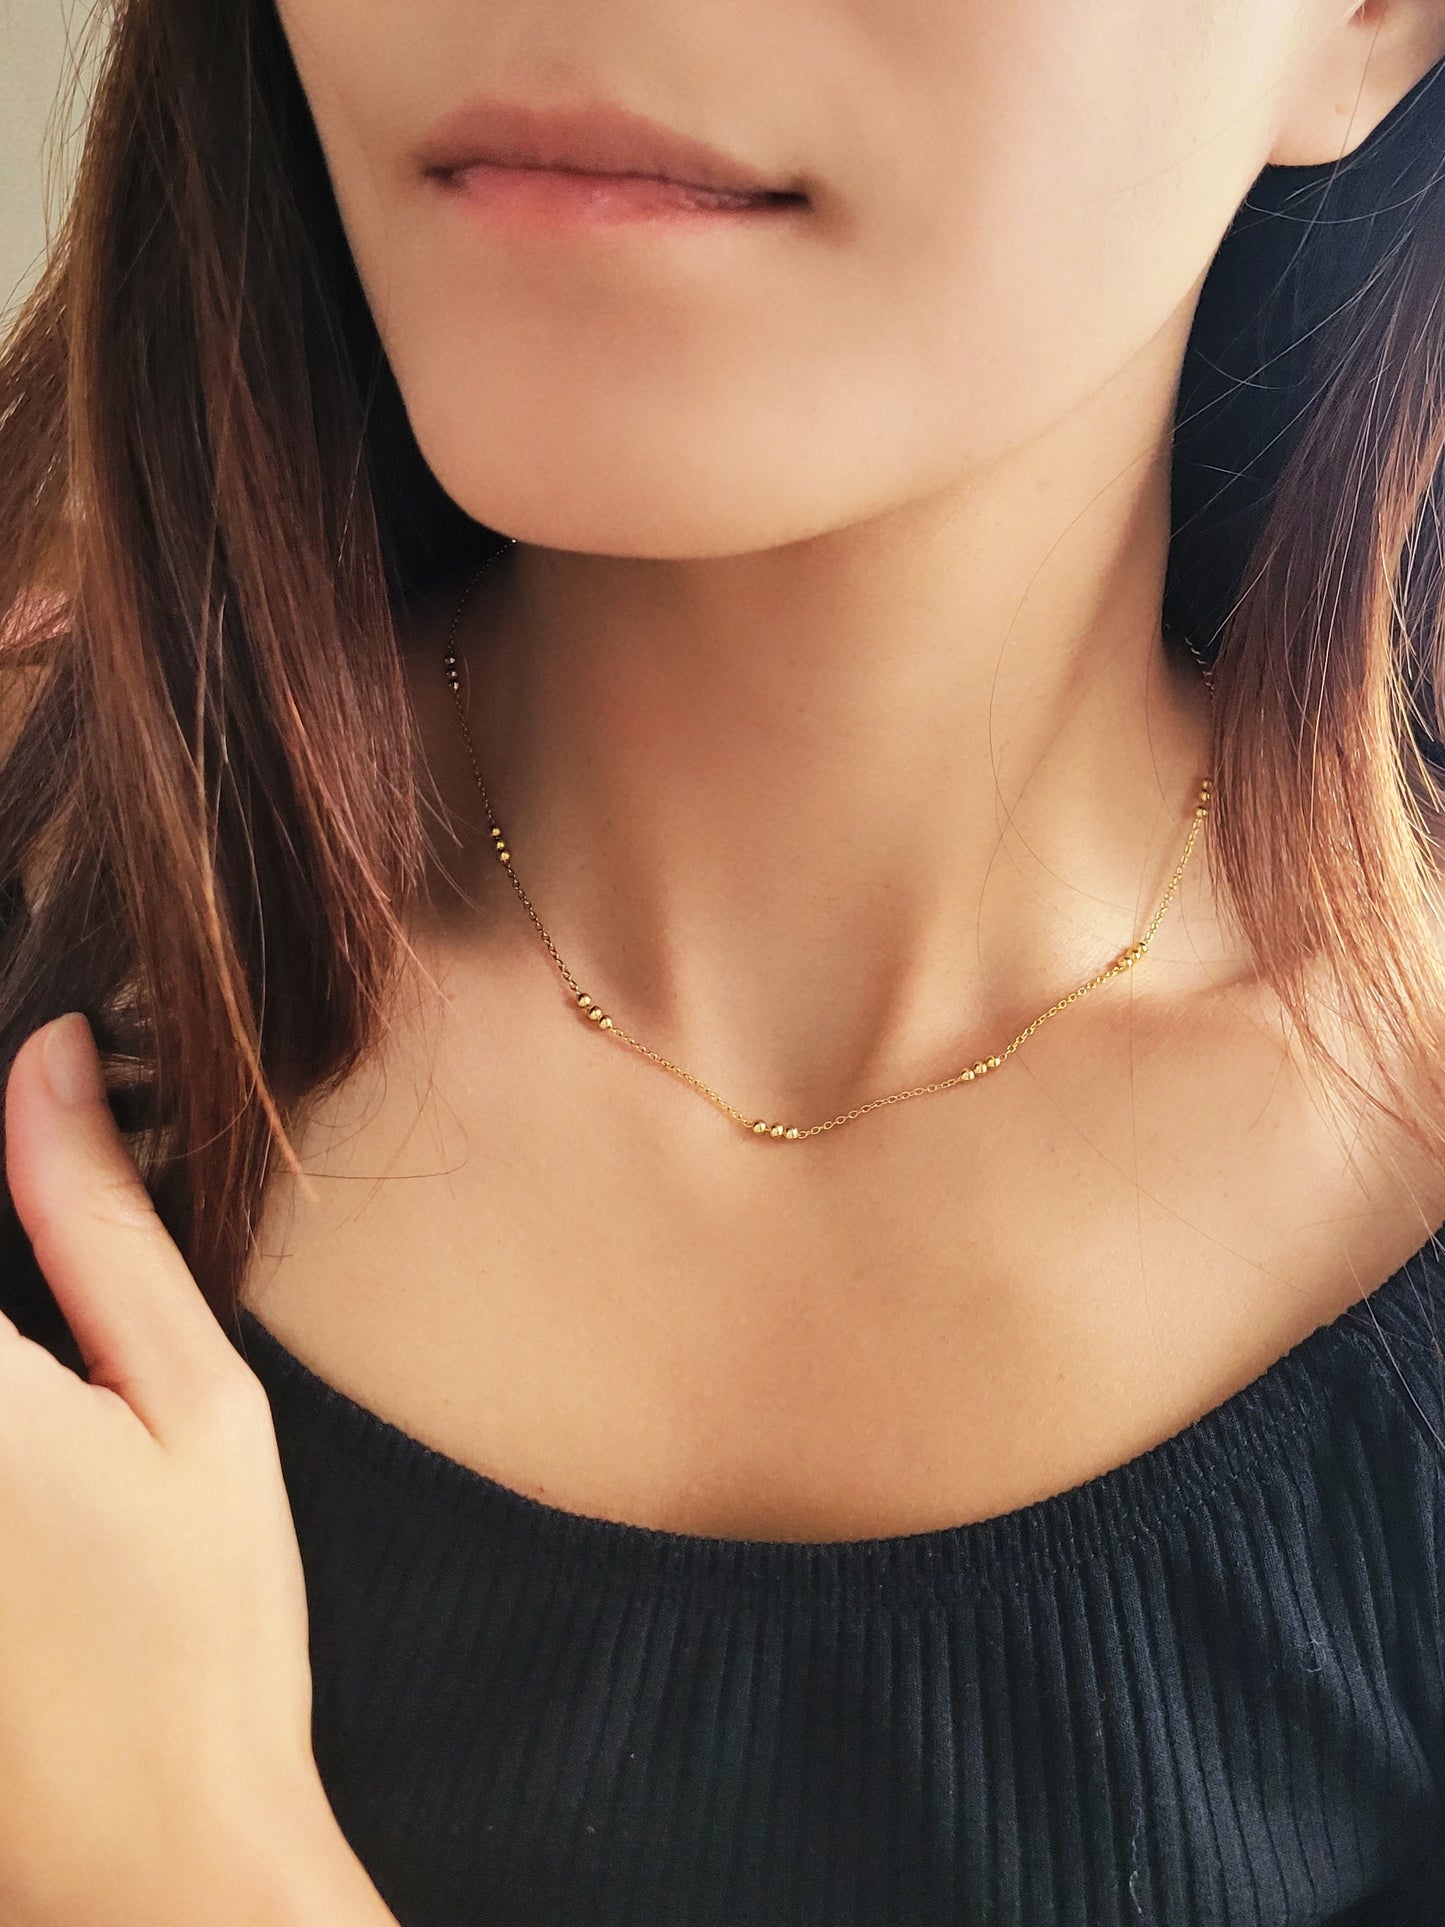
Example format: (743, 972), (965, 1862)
(0, 1012), (360, 1926)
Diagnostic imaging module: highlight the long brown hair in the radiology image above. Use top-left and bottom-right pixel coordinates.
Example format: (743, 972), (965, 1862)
(2, 2), (1445, 1370)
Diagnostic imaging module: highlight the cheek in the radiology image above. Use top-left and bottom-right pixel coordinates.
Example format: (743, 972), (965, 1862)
(819, 7), (1291, 492)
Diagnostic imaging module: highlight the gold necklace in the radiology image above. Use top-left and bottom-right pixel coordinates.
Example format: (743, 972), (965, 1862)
(442, 542), (1214, 1143)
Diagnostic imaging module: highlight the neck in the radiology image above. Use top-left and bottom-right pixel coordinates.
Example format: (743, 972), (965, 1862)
(411, 333), (1237, 1123)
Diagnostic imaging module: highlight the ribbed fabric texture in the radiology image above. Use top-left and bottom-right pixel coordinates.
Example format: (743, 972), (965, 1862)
(235, 1237), (1445, 1927)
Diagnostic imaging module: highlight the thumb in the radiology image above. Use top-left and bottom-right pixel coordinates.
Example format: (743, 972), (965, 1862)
(3, 1012), (234, 1439)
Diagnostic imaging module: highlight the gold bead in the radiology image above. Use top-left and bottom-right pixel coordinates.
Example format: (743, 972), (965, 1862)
(491, 827), (504, 840)
(1195, 806), (1207, 818)
(769, 1124), (785, 1137)
(599, 1016), (612, 1029)
(973, 1061), (988, 1076)
(577, 994), (593, 1009)
(588, 1007), (605, 1022)
(961, 1069), (975, 1080)
(498, 850), (511, 863)
(987, 1056), (1001, 1069)
(784, 1127), (800, 1139)
(751, 1120), (768, 1134)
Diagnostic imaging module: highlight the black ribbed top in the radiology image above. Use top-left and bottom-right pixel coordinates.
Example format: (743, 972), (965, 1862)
(234, 1233), (1445, 1926)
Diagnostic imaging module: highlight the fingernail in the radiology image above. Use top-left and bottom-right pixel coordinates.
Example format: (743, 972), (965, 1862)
(43, 1012), (106, 1108)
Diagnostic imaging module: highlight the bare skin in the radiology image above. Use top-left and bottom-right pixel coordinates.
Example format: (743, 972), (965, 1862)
(242, 0), (1445, 1540)
(239, 570), (1445, 1544)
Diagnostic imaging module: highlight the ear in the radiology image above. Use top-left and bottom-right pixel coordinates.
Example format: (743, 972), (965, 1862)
(1268, 0), (1445, 166)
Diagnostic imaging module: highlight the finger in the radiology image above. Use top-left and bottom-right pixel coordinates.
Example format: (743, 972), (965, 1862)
(4, 1013), (235, 1437)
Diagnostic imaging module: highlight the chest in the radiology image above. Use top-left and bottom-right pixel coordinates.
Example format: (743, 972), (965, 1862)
(238, 960), (1445, 1543)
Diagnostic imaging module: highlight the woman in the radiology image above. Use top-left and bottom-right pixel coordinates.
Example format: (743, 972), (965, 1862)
(2, 0), (1445, 1919)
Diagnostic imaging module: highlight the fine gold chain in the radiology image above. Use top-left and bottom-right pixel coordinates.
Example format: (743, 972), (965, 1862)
(442, 542), (1214, 1142)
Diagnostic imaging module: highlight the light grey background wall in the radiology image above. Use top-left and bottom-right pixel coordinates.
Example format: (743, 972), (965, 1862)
(2, 0), (97, 323)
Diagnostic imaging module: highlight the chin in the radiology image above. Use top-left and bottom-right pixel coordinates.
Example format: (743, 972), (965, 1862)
(411, 412), (885, 562)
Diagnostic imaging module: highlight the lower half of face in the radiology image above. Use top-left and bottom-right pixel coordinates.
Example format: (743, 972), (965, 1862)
(275, 0), (1340, 556)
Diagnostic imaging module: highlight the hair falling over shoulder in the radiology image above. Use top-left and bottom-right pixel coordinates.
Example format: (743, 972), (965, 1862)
(3, 1), (1445, 1365)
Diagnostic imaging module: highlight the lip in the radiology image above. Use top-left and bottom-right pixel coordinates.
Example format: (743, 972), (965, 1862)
(416, 94), (808, 203)
(429, 162), (805, 231)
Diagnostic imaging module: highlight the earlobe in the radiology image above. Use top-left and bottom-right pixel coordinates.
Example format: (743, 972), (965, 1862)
(1265, 0), (1445, 169)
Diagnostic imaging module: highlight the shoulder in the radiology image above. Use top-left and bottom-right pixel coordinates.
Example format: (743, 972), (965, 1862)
(1333, 1233), (1445, 1493)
